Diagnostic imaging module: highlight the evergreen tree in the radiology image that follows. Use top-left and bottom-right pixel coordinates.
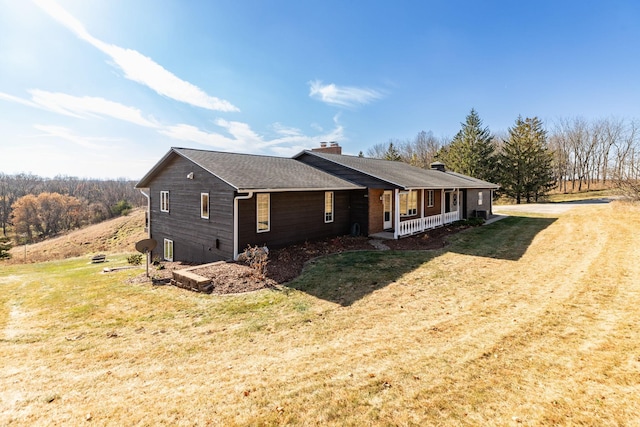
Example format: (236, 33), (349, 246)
(383, 142), (402, 161)
(437, 108), (497, 182)
(0, 236), (11, 260)
(500, 116), (555, 203)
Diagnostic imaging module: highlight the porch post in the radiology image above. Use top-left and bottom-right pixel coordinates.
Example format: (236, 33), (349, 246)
(420, 189), (424, 218)
(457, 188), (460, 220)
(394, 189), (400, 239)
(441, 188), (445, 222)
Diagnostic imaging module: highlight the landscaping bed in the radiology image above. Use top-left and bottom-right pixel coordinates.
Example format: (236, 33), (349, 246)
(130, 224), (471, 293)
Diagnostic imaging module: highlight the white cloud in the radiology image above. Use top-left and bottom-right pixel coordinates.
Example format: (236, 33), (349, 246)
(160, 119), (345, 155)
(33, 0), (239, 112)
(32, 125), (116, 149)
(1, 90), (160, 128)
(309, 80), (383, 108)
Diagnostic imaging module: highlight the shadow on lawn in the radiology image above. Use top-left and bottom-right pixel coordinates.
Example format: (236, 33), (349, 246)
(447, 216), (557, 261)
(288, 215), (557, 306)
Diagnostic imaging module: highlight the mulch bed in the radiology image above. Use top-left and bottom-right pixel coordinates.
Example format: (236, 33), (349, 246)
(127, 224), (471, 294)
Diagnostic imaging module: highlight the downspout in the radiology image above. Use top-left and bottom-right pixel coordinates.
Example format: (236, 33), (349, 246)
(139, 189), (151, 238)
(233, 191), (254, 260)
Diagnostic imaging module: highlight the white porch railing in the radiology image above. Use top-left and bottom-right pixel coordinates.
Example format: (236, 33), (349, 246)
(398, 211), (460, 237)
(443, 210), (460, 224)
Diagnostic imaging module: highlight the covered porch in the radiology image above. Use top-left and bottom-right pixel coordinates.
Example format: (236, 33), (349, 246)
(374, 188), (461, 239)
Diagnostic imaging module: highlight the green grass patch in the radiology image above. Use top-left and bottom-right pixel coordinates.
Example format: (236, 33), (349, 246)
(288, 250), (437, 306)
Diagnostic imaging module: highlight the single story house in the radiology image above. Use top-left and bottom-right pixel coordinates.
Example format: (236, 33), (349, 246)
(135, 144), (498, 263)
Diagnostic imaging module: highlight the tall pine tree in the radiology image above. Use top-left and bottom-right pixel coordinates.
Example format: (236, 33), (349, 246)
(437, 108), (497, 182)
(500, 116), (555, 203)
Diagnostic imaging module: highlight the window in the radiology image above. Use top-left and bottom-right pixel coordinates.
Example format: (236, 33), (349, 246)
(201, 193), (209, 219)
(324, 192), (334, 223)
(427, 190), (434, 207)
(160, 191), (169, 212)
(256, 193), (270, 232)
(478, 191), (483, 206)
(163, 239), (173, 262)
(399, 190), (417, 216)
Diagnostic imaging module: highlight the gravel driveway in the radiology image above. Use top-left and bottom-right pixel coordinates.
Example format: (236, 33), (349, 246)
(493, 197), (616, 215)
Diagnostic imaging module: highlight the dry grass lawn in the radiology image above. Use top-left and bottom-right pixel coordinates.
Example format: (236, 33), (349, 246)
(1, 202), (639, 426)
(5, 209), (146, 264)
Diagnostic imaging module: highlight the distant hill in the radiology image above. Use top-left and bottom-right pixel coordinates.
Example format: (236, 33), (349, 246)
(7, 209), (146, 264)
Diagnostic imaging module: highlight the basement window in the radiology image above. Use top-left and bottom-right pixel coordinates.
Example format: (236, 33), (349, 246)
(257, 193), (270, 232)
(160, 191), (169, 212)
(324, 191), (334, 223)
(164, 239), (174, 262)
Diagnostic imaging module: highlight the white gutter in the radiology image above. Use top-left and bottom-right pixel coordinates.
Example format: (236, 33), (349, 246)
(233, 191), (254, 260)
(139, 188), (151, 238)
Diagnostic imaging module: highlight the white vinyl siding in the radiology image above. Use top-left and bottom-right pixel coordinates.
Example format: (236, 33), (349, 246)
(256, 193), (270, 232)
(427, 190), (434, 207)
(324, 191), (334, 223)
(201, 193), (209, 219)
(163, 238), (173, 261)
(399, 190), (417, 216)
(160, 191), (169, 212)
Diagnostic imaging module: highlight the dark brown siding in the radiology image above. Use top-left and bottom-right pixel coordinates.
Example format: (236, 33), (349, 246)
(148, 154), (236, 263)
(348, 189), (369, 235)
(423, 190), (442, 216)
(464, 188), (492, 218)
(238, 190), (353, 250)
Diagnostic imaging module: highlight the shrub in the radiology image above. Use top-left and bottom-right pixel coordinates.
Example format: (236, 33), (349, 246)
(111, 200), (132, 217)
(127, 253), (143, 265)
(239, 245), (269, 279)
(453, 217), (485, 227)
(0, 237), (12, 260)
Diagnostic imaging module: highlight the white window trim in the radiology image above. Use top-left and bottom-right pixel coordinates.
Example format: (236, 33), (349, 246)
(160, 191), (169, 212)
(256, 193), (270, 233)
(324, 191), (334, 223)
(163, 238), (174, 262)
(427, 190), (434, 207)
(478, 191), (483, 206)
(201, 192), (209, 219)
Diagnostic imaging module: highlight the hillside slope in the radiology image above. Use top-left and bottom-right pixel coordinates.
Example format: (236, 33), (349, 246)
(6, 209), (146, 264)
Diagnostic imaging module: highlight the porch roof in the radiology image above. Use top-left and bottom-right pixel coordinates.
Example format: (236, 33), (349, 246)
(294, 151), (499, 190)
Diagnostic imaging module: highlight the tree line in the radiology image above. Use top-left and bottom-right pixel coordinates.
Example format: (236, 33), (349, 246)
(367, 109), (640, 202)
(0, 174), (145, 240)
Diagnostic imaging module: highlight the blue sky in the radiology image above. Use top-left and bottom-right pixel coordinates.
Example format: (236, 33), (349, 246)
(1, 0), (639, 179)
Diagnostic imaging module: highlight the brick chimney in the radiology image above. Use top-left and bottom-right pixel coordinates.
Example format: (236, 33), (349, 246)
(312, 141), (342, 155)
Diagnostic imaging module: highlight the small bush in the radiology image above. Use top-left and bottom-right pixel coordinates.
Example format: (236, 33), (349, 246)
(454, 217), (485, 227)
(111, 200), (133, 217)
(0, 237), (12, 260)
(127, 253), (143, 265)
(239, 245), (269, 279)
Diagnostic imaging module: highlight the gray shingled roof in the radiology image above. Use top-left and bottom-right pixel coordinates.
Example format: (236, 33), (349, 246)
(136, 148), (364, 191)
(296, 151), (499, 189)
